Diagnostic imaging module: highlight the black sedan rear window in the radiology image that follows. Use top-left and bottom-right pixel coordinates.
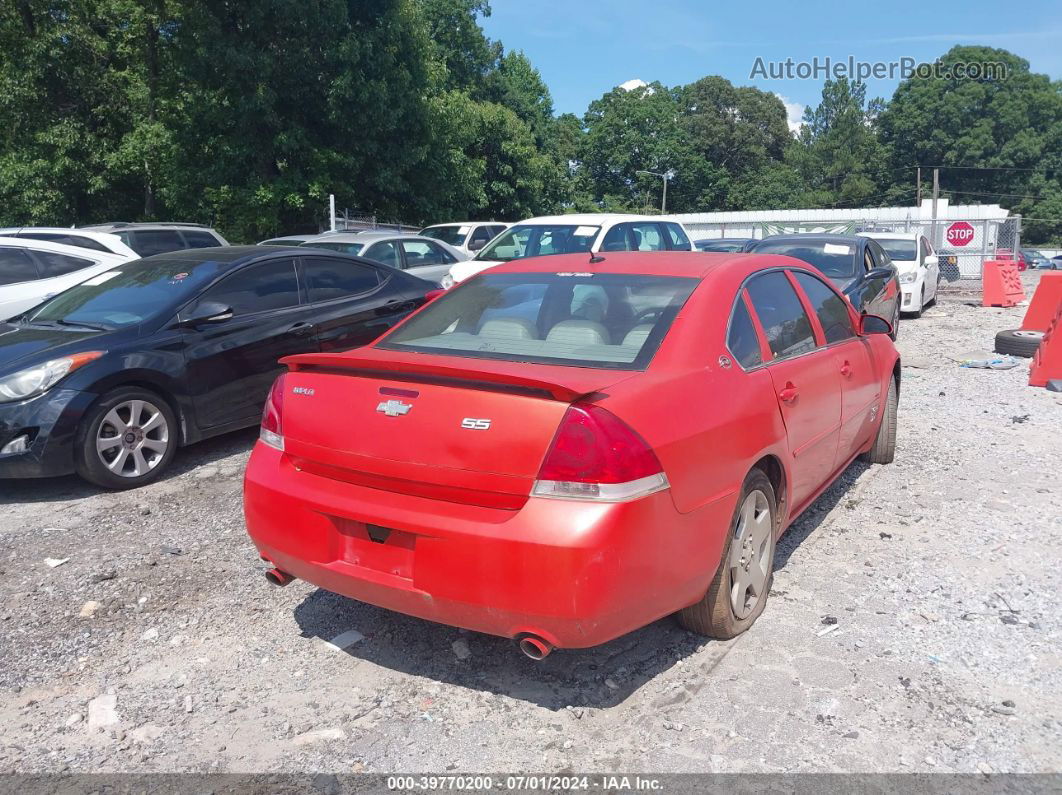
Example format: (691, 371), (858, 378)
(752, 240), (859, 278)
(379, 272), (697, 370)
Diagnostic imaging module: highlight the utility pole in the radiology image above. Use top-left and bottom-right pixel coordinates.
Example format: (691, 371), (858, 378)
(931, 168), (939, 247)
(329, 194), (336, 232)
(916, 167), (922, 205)
(636, 170), (674, 214)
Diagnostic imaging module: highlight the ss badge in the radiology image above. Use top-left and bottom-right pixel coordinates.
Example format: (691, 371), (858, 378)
(461, 418), (492, 430)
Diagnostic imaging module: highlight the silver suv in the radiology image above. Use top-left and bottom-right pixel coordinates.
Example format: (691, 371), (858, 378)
(80, 222), (229, 257)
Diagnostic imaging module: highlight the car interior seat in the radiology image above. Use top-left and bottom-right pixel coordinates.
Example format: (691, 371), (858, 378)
(478, 317), (538, 340)
(545, 319), (610, 347)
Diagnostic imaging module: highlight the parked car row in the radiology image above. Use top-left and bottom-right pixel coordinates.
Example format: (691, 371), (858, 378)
(692, 230), (953, 329)
(442, 214), (695, 288)
(0, 211), (906, 657)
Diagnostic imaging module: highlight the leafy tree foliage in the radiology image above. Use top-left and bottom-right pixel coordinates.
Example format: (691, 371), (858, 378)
(785, 78), (889, 209)
(879, 46), (1062, 243)
(1, 6), (1060, 245)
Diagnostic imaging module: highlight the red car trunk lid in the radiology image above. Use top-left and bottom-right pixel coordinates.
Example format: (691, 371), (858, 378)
(278, 351), (631, 509)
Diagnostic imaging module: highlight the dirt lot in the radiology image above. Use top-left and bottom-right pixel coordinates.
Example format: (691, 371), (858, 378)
(1, 274), (1060, 775)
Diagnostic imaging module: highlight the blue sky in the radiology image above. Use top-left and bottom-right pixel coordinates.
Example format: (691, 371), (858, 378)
(479, 0), (1062, 128)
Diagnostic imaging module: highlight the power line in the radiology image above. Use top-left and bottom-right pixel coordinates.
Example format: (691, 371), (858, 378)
(909, 165), (1051, 172)
(942, 189), (1054, 201)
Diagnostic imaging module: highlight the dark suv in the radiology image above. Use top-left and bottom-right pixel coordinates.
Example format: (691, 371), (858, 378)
(80, 223), (229, 257)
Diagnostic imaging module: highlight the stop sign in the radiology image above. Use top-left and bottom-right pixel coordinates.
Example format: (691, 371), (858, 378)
(946, 221), (975, 247)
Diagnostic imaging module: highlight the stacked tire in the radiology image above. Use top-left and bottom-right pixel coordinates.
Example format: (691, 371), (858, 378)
(994, 329), (1043, 358)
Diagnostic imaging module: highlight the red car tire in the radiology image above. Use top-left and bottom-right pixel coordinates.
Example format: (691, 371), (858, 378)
(860, 377), (898, 465)
(677, 468), (777, 639)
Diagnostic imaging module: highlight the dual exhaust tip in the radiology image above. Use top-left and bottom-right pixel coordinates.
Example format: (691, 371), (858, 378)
(263, 566), (555, 660)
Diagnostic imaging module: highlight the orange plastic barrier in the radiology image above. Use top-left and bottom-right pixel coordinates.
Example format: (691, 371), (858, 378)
(982, 259), (1025, 308)
(1021, 271), (1062, 332)
(1029, 304), (1062, 388)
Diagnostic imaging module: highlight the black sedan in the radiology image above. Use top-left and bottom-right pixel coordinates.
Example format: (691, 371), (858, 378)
(0, 246), (436, 489)
(746, 235), (901, 337)
(694, 237), (757, 252)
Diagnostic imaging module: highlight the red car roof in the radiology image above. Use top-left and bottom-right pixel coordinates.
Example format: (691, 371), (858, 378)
(483, 250), (748, 279)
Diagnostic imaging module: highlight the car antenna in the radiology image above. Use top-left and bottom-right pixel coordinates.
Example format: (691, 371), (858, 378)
(589, 252), (606, 264)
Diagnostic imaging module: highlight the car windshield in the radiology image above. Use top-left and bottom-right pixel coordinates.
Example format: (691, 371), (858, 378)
(753, 240), (859, 279)
(421, 226), (466, 246)
(378, 272), (697, 370)
(25, 260), (217, 329)
(475, 224), (600, 263)
(302, 241), (364, 255)
(875, 240), (917, 261)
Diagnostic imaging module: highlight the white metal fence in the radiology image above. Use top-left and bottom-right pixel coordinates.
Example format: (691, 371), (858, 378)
(681, 215), (1023, 285)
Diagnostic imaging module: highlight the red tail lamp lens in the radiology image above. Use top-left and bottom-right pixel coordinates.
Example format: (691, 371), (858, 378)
(260, 374), (286, 450)
(537, 404), (662, 484)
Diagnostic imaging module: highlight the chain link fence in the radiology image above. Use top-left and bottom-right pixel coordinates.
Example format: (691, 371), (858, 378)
(682, 215), (1023, 291)
(313, 205), (420, 235)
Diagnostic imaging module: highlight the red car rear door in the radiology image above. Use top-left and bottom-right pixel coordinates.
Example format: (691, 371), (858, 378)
(744, 271), (842, 509)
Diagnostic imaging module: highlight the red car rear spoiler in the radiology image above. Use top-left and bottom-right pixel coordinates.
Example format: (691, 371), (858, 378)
(281, 352), (618, 402)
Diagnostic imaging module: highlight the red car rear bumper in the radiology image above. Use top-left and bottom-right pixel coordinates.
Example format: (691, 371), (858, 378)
(243, 444), (734, 648)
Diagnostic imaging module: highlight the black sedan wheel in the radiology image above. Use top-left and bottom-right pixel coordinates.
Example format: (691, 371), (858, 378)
(75, 387), (178, 489)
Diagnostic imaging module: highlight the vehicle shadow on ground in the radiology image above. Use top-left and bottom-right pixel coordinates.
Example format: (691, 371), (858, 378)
(0, 427), (258, 505)
(774, 458), (872, 569)
(291, 460), (871, 710)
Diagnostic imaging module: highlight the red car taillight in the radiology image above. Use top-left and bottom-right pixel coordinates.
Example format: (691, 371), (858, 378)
(532, 404), (668, 502)
(260, 374), (286, 451)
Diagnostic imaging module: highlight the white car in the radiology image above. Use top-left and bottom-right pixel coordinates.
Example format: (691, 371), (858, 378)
(442, 214), (694, 288)
(299, 231), (469, 284)
(0, 238), (137, 321)
(0, 227), (139, 259)
(419, 222), (510, 257)
(858, 231), (940, 317)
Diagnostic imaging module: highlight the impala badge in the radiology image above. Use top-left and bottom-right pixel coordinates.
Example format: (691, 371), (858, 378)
(377, 399), (412, 417)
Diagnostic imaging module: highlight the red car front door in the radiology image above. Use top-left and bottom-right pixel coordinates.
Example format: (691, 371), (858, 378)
(789, 270), (881, 468)
(744, 271), (842, 510)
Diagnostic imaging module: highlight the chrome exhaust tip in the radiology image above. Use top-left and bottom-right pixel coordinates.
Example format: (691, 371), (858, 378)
(517, 635), (553, 660)
(264, 568), (294, 587)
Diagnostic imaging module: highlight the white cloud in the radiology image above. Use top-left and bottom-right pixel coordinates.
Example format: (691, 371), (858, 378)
(619, 78), (649, 92)
(775, 93), (805, 134)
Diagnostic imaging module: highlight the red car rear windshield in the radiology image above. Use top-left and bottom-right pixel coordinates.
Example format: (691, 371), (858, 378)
(378, 272), (697, 370)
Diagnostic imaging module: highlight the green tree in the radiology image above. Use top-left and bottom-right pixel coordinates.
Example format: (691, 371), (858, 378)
(878, 46), (1062, 243)
(422, 90), (554, 220)
(415, 0), (499, 93)
(579, 82), (687, 211)
(0, 0), (162, 224)
(786, 78), (888, 208)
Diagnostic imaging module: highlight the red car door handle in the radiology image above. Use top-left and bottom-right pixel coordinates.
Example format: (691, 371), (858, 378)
(778, 383), (799, 403)
(840, 361), (852, 377)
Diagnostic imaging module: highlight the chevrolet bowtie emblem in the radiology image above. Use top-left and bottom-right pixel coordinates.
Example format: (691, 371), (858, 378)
(376, 399), (412, 417)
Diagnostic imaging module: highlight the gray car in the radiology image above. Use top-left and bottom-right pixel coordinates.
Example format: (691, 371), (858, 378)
(298, 231), (468, 284)
(80, 222), (229, 257)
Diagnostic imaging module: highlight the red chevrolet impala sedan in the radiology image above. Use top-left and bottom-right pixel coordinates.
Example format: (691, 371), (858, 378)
(244, 251), (899, 658)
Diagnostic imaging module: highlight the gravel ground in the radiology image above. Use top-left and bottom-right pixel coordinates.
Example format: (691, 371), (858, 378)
(1, 272), (1060, 775)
